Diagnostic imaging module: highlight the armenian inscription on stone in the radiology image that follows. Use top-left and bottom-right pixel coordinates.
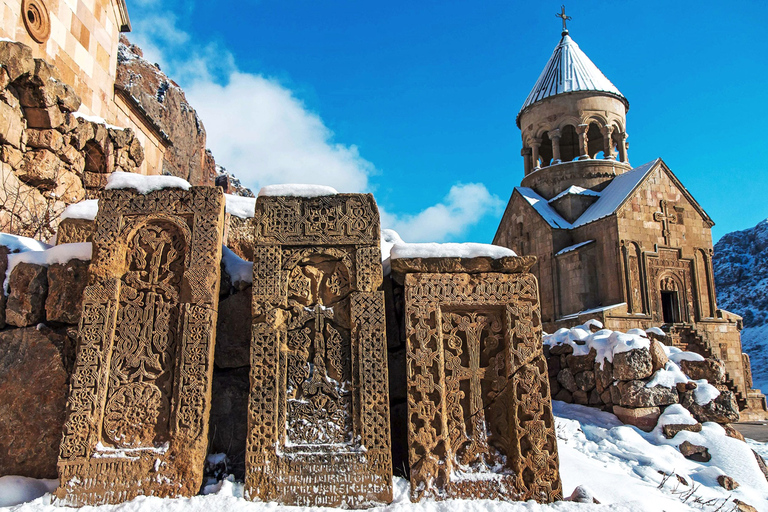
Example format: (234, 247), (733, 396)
(55, 187), (226, 505)
(245, 193), (393, 508)
(392, 257), (562, 502)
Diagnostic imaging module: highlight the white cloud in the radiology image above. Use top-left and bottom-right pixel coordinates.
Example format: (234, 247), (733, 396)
(186, 72), (373, 192)
(380, 183), (504, 243)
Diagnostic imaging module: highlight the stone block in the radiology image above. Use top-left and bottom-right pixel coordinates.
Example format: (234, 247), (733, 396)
(612, 348), (653, 381)
(26, 128), (64, 152)
(213, 288), (251, 369)
(50, 169), (85, 203)
(680, 389), (739, 424)
(246, 194), (395, 507)
(0, 41), (35, 82)
(594, 360), (613, 393)
(1, 144), (24, 168)
(55, 218), (94, 245)
(82, 170), (110, 189)
(45, 259), (89, 324)
(17, 149), (61, 189)
(574, 370), (596, 392)
(613, 405), (660, 432)
(557, 367), (578, 393)
(6, 262), (48, 326)
(24, 105), (65, 129)
(679, 441), (710, 462)
(54, 186), (226, 506)
(225, 215), (255, 261)
(662, 422), (702, 439)
(613, 380), (678, 408)
(680, 358), (726, 384)
(566, 348), (596, 373)
(0, 101), (24, 148)
(649, 339), (669, 372)
(0, 326), (74, 479)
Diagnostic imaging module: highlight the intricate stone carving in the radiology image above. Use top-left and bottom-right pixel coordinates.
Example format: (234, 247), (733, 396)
(402, 270), (561, 502)
(54, 187), (225, 506)
(56, 218), (94, 245)
(245, 194), (392, 508)
(647, 248), (694, 324)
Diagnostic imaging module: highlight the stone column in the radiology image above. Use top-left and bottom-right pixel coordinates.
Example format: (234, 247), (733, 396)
(521, 147), (532, 175)
(618, 132), (629, 163)
(576, 124), (589, 160)
(549, 128), (561, 164)
(600, 125), (615, 160)
(531, 139), (541, 170)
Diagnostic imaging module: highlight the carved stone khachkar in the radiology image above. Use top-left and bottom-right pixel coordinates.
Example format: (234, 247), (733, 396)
(54, 187), (226, 505)
(245, 193), (392, 508)
(391, 256), (562, 502)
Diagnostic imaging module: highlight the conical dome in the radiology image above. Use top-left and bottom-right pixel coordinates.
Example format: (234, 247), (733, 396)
(517, 34), (628, 126)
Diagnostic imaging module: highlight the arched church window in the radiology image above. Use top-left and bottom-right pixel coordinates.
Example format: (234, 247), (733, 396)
(558, 125), (580, 162)
(586, 123), (604, 159)
(539, 131), (553, 167)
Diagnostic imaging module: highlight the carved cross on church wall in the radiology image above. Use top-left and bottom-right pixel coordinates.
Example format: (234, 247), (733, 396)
(654, 199), (678, 245)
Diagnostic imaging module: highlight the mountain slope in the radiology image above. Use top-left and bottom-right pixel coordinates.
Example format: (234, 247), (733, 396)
(714, 218), (768, 391)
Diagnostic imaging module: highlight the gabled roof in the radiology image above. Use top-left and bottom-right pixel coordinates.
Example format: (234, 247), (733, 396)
(572, 159), (659, 227)
(548, 185), (601, 203)
(517, 34), (627, 124)
(514, 187), (572, 229)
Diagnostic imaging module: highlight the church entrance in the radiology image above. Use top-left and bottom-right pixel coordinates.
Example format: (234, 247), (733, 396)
(661, 291), (680, 324)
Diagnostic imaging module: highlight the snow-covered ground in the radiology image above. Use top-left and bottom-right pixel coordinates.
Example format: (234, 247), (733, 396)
(2, 402), (766, 512)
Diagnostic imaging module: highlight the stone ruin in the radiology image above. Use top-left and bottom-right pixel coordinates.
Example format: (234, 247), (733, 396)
(389, 255), (562, 503)
(54, 186), (225, 505)
(245, 193), (393, 507)
(0, 184), (564, 506)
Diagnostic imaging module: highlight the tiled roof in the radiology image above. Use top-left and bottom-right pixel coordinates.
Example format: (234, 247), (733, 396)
(518, 34), (627, 121)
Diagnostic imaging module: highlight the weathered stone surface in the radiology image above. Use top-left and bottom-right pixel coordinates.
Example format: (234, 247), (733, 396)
(568, 486), (600, 504)
(548, 343), (573, 356)
(574, 370), (596, 392)
(82, 170), (110, 189)
(24, 105), (65, 129)
(594, 360), (613, 393)
(612, 348), (653, 381)
(46, 259), (89, 324)
(649, 339), (669, 372)
(55, 187), (226, 506)
(717, 475), (739, 490)
(225, 215), (255, 261)
(662, 422), (702, 439)
(0, 162), (49, 238)
(17, 149), (62, 189)
(0, 326), (74, 479)
(55, 218), (94, 245)
(676, 381), (697, 393)
(680, 389), (740, 424)
(0, 41), (35, 82)
(723, 423), (745, 442)
(6, 262), (48, 326)
(613, 405), (660, 432)
(1, 144), (24, 168)
(0, 100), (24, 148)
(734, 499), (758, 512)
(554, 388), (573, 402)
(214, 289), (251, 369)
(566, 348), (596, 373)
(246, 194), (397, 507)
(572, 390), (589, 405)
(26, 128), (64, 152)
(753, 450), (768, 483)
(390, 254), (537, 281)
(679, 441), (711, 462)
(59, 144), (86, 174)
(612, 380), (678, 408)
(680, 358), (726, 384)
(557, 367), (578, 393)
(209, 367), (249, 480)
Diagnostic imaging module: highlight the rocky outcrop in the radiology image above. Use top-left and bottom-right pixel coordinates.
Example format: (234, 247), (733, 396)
(0, 326), (75, 479)
(116, 37), (216, 186)
(0, 40), (143, 240)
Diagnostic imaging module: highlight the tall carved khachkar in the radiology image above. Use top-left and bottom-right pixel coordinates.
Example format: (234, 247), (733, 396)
(54, 187), (226, 505)
(391, 256), (562, 502)
(245, 193), (393, 508)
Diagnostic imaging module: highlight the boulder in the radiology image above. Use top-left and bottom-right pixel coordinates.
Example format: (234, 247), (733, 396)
(594, 360), (613, 393)
(46, 259), (89, 324)
(208, 367), (249, 480)
(59, 144), (86, 174)
(214, 289), (252, 369)
(566, 349), (596, 373)
(568, 485), (600, 504)
(613, 405), (660, 432)
(0, 100), (24, 148)
(680, 358), (726, 384)
(612, 348), (653, 381)
(17, 149), (62, 189)
(678, 441), (711, 462)
(649, 339), (669, 372)
(70, 119), (94, 150)
(680, 389), (740, 424)
(612, 380), (678, 408)
(723, 423), (745, 442)
(0, 326), (74, 479)
(734, 500), (758, 512)
(717, 475), (739, 490)
(662, 422), (702, 439)
(557, 368), (578, 393)
(6, 262), (48, 326)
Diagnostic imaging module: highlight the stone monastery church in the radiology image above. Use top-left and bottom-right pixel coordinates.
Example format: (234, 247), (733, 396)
(493, 26), (767, 419)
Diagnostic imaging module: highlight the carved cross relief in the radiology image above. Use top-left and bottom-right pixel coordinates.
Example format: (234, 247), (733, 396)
(653, 200), (681, 245)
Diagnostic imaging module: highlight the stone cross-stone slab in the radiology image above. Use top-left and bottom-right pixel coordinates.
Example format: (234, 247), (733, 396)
(391, 255), (562, 503)
(245, 193), (393, 508)
(54, 187), (226, 505)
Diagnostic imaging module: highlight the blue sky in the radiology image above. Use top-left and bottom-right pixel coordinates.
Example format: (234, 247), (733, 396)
(126, 0), (768, 243)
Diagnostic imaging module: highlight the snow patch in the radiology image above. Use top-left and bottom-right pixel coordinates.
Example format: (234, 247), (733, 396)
(224, 194), (256, 219)
(390, 242), (516, 260)
(380, 229), (403, 276)
(72, 111), (123, 131)
(0, 475), (57, 507)
(221, 246), (253, 285)
(4, 243), (92, 294)
(60, 199), (99, 221)
(106, 171), (191, 194)
(258, 184), (338, 197)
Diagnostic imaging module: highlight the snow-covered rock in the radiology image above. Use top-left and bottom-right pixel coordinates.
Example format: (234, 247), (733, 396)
(106, 171), (191, 194)
(258, 184), (338, 197)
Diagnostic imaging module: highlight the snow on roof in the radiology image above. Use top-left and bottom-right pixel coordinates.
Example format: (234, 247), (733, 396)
(555, 240), (594, 256)
(61, 199), (99, 221)
(225, 194), (256, 219)
(571, 159), (659, 227)
(548, 185), (601, 203)
(390, 242), (517, 260)
(518, 33), (627, 121)
(4, 243), (92, 294)
(258, 184), (338, 198)
(515, 187), (572, 229)
(106, 171), (191, 194)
